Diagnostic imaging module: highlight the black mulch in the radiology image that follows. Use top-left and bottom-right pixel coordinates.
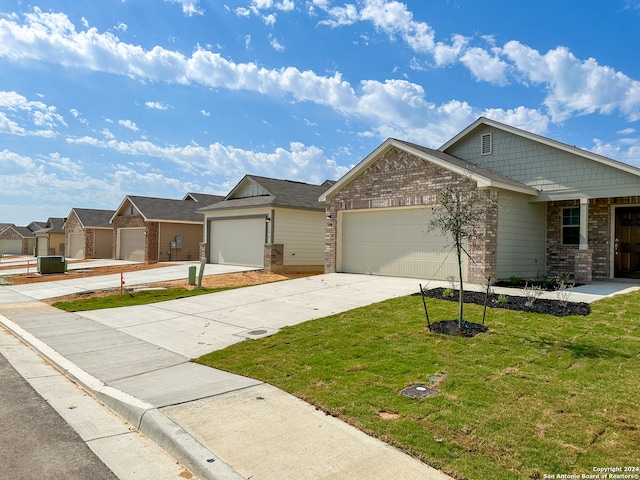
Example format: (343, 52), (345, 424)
(428, 319), (489, 337)
(417, 287), (591, 317)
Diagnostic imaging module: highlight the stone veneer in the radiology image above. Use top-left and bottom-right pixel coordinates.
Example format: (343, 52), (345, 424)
(325, 146), (499, 283)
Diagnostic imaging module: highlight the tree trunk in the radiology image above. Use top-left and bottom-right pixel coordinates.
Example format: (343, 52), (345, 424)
(457, 238), (464, 328)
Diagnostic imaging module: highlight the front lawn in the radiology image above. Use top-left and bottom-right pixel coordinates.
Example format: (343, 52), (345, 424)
(52, 287), (232, 311)
(196, 292), (640, 479)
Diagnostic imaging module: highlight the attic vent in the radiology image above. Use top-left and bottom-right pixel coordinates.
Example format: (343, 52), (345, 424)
(481, 133), (492, 155)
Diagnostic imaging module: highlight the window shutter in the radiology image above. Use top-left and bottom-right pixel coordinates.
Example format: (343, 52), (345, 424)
(481, 133), (492, 155)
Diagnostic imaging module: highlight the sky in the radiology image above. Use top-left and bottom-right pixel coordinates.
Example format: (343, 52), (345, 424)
(1, 0), (640, 225)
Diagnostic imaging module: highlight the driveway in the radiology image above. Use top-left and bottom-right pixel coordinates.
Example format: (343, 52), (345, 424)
(0, 271), (454, 480)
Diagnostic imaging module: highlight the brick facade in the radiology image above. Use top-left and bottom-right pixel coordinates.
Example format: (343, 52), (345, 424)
(325, 146), (499, 283)
(547, 196), (640, 281)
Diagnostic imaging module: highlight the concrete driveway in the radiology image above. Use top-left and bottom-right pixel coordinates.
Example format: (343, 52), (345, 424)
(0, 270), (454, 480)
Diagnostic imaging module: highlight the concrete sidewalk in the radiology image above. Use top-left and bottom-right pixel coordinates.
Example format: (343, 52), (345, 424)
(1, 269), (637, 480)
(0, 272), (455, 480)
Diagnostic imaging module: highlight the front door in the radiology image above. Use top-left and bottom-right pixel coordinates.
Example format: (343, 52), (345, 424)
(614, 206), (640, 278)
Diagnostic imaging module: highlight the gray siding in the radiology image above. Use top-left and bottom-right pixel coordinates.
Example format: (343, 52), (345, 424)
(497, 191), (546, 279)
(445, 126), (640, 199)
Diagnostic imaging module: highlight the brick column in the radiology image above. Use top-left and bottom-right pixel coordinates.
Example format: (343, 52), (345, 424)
(264, 244), (284, 274)
(574, 249), (593, 284)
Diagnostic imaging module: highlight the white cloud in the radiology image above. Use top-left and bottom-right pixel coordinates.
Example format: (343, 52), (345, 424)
(501, 41), (640, 121)
(145, 101), (170, 110)
(67, 135), (349, 184)
(164, 0), (203, 16)
(460, 47), (509, 85)
(0, 90), (66, 135)
(118, 119), (139, 131)
(199, 109), (211, 117)
(270, 36), (285, 51)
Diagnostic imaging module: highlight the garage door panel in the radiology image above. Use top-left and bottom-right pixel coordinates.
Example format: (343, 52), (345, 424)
(68, 233), (84, 259)
(340, 208), (466, 280)
(119, 228), (145, 262)
(1, 240), (22, 255)
(210, 218), (264, 268)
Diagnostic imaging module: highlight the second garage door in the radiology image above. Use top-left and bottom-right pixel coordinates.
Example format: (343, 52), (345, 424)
(67, 233), (85, 259)
(118, 228), (145, 262)
(0, 240), (23, 255)
(209, 218), (265, 268)
(340, 207), (467, 280)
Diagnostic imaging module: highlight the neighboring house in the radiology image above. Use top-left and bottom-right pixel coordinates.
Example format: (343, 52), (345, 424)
(111, 193), (223, 263)
(34, 217), (66, 256)
(321, 117), (640, 284)
(0, 223), (42, 255)
(64, 208), (116, 260)
(198, 175), (333, 273)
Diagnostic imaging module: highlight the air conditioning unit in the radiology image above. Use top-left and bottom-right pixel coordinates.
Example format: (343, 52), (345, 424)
(38, 256), (67, 274)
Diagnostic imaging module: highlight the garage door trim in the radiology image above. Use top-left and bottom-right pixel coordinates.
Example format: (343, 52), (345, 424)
(338, 206), (467, 280)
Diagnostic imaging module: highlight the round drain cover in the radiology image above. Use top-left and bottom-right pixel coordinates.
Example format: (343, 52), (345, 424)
(248, 329), (268, 336)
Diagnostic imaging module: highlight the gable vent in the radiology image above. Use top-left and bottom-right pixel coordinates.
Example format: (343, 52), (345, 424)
(481, 133), (492, 155)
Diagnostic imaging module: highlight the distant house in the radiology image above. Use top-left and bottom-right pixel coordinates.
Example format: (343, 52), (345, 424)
(321, 117), (640, 284)
(198, 175), (333, 273)
(111, 193), (223, 263)
(0, 222), (43, 255)
(34, 218), (66, 256)
(64, 208), (115, 260)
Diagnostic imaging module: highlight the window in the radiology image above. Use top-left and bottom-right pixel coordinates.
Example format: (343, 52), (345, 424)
(562, 207), (580, 245)
(481, 133), (492, 155)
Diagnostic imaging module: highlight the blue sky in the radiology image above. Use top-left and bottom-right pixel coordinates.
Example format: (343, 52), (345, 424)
(1, 0), (640, 225)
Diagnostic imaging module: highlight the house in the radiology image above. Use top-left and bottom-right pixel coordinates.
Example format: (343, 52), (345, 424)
(64, 208), (116, 260)
(34, 218), (66, 256)
(111, 193), (223, 263)
(321, 117), (640, 284)
(198, 175), (333, 273)
(0, 222), (43, 255)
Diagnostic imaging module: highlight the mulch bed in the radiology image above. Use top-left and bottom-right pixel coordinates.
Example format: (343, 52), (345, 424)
(420, 288), (591, 317)
(428, 319), (489, 337)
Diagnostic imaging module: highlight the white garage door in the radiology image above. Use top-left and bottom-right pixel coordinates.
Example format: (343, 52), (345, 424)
(340, 208), (467, 280)
(1, 240), (22, 255)
(37, 237), (48, 256)
(68, 233), (85, 259)
(209, 218), (265, 267)
(118, 228), (145, 262)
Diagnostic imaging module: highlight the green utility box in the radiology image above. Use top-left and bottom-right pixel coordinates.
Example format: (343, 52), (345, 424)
(38, 256), (67, 274)
(188, 265), (197, 286)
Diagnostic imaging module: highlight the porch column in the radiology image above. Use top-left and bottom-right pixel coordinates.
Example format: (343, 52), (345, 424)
(579, 198), (589, 250)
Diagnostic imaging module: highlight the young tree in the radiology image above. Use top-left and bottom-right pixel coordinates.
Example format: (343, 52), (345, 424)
(429, 180), (491, 328)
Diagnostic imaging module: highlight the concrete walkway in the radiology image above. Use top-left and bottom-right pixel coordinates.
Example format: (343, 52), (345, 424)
(0, 269), (456, 480)
(1, 265), (638, 480)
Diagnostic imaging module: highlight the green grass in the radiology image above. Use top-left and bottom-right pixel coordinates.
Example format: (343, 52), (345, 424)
(196, 292), (640, 479)
(52, 287), (233, 311)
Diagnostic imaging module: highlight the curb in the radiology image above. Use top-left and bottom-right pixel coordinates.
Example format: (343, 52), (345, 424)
(0, 314), (246, 480)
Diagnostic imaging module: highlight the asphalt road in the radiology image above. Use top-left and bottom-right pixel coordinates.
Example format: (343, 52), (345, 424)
(0, 351), (119, 480)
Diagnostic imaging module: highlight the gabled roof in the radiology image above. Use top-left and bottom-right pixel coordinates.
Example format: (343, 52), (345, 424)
(199, 175), (333, 212)
(1, 225), (36, 238)
(182, 192), (225, 204)
(26, 221), (46, 232)
(67, 208), (115, 229)
(0, 223), (15, 233)
(35, 217), (66, 235)
(111, 195), (204, 223)
(439, 116), (640, 178)
(319, 138), (538, 201)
